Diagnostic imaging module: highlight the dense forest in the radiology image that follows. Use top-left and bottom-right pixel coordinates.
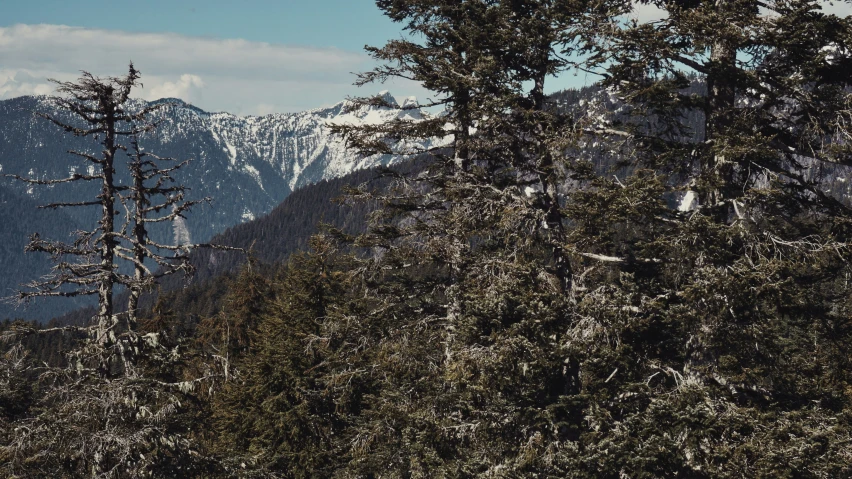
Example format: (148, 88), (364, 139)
(4, 1), (852, 477)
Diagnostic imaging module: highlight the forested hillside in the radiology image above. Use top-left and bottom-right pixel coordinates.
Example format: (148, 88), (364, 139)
(3, 1), (852, 478)
(137, 162), (412, 323)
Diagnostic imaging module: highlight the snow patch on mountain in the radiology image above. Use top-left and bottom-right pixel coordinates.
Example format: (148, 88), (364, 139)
(678, 191), (697, 212)
(144, 92), (435, 196)
(1, 92), (439, 248)
(224, 140), (237, 166)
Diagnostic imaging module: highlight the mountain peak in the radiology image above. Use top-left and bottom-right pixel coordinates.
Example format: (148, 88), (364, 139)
(376, 90), (399, 108)
(0, 92), (441, 321)
(149, 97), (210, 115)
(400, 96), (418, 109)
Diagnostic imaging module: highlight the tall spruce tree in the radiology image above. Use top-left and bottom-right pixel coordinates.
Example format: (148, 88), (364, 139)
(208, 236), (359, 477)
(325, 0), (625, 476)
(322, 0), (852, 476)
(556, 1), (852, 476)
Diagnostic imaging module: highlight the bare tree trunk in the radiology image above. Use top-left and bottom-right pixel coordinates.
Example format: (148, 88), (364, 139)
(532, 60), (572, 294)
(447, 37), (473, 325)
(703, 2), (737, 214)
(446, 95), (467, 341)
(127, 150), (146, 330)
(97, 110), (117, 347)
(455, 88), (471, 172)
(689, 13), (737, 377)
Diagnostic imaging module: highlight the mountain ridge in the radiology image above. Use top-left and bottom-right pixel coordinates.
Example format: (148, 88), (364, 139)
(0, 92), (433, 320)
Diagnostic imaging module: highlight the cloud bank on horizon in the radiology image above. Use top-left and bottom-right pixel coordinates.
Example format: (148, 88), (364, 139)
(0, 24), (423, 115)
(1, 2), (850, 115)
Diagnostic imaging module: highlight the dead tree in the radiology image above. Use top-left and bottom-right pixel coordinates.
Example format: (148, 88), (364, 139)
(6, 64), (244, 368)
(0, 64), (246, 477)
(118, 135), (222, 329)
(4, 64), (167, 349)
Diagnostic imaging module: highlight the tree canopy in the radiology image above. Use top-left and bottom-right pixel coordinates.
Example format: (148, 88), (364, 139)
(4, 1), (852, 477)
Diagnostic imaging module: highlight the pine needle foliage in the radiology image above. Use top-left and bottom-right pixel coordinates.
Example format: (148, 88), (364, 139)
(321, 0), (852, 476)
(559, 1), (852, 476)
(210, 236), (362, 477)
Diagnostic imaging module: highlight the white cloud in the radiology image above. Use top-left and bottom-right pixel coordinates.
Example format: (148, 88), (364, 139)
(630, 1), (851, 23)
(146, 74), (205, 105)
(0, 70), (54, 98)
(631, 3), (667, 23)
(0, 24), (430, 115)
(820, 1), (852, 16)
(253, 103), (282, 116)
(5, 2), (849, 115)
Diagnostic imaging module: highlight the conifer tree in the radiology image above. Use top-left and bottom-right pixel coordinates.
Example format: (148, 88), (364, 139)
(326, 0), (622, 475)
(209, 236), (357, 477)
(324, 0), (852, 476)
(556, 1), (852, 475)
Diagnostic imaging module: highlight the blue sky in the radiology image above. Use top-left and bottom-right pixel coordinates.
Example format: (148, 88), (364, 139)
(0, 1), (421, 114)
(0, 0), (612, 114)
(1, 1), (850, 115)
(1, 0), (402, 52)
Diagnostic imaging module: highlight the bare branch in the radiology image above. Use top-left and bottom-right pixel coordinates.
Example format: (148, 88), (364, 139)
(38, 200), (103, 209)
(4, 173), (101, 185)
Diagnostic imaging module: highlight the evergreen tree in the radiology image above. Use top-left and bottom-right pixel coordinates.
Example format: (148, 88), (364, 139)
(4, 1), (850, 477)
(325, 0), (621, 475)
(210, 236), (358, 477)
(322, 0), (852, 476)
(554, 1), (852, 476)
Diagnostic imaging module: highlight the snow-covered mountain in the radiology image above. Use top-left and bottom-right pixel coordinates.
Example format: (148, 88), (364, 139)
(0, 91), (431, 320)
(148, 91), (427, 219)
(0, 91), (428, 242)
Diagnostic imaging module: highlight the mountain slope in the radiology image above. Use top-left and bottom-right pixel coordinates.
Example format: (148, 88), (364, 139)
(0, 92), (429, 320)
(0, 184), (92, 319)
